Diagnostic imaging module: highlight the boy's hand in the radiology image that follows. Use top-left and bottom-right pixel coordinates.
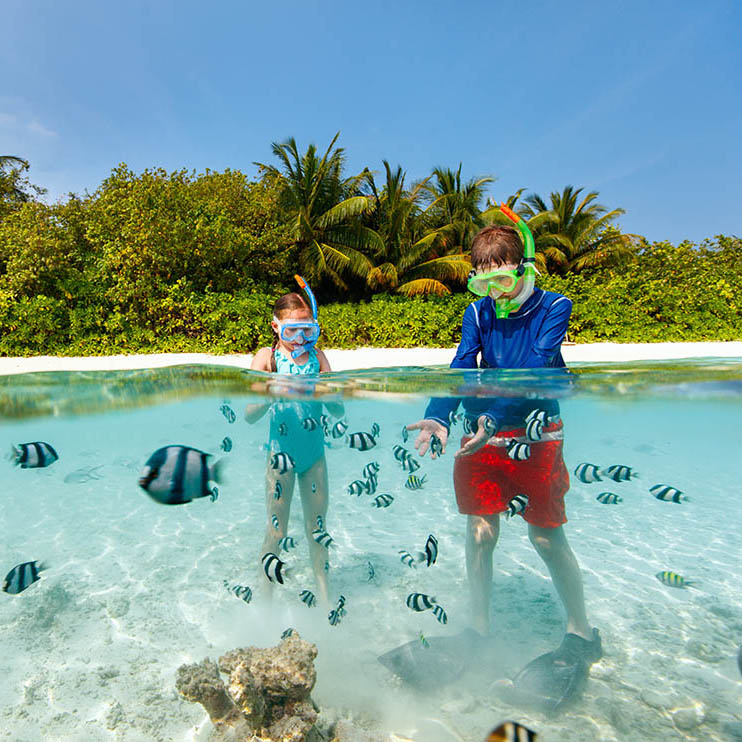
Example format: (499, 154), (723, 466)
(454, 415), (493, 458)
(406, 419), (449, 459)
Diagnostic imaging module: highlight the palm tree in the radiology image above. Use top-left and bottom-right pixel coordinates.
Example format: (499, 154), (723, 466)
(361, 162), (477, 295)
(255, 133), (382, 291)
(421, 164), (494, 254)
(518, 186), (635, 275)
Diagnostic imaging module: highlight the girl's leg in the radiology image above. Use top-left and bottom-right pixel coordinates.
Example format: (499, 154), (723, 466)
(297, 456), (330, 605)
(261, 460), (295, 594)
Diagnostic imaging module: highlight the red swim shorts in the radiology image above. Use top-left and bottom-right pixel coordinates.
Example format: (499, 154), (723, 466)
(453, 422), (569, 528)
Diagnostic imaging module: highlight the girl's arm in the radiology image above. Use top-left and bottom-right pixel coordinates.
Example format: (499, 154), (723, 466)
(245, 348), (273, 423)
(316, 349), (345, 417)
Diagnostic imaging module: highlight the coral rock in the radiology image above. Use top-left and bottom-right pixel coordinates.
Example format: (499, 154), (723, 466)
(177, 633), (320, 742)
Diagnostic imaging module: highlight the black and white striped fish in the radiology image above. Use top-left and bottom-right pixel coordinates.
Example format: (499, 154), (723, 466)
(331, 421), (348, 439)
(405, 474), (427, 490)
(602, 464), (638, 482)
(262, 552), (288, 584)
(482, 416), (498, 437)
(273, 482), (282, 500)
(525, 418), (543, 442)
(300, 589), (317, 607)
(362, 462), (380, 478)
(406, 592), (436, 611)
(401, 425), (409, 442)
(364, 475), (378, 494)
(596, 492), (622, 505)
(399, 550), (417, 568)
(463, 417), (474, 435)
(347, 432), (377, 451)
(138, 446), (222, 505)
(328, 607), (343, 626)
(372, 494), (394, 508)
(401, 455), (421, 473)
(320, 414), (329, 434)
(281, 627), (295, 639)
(371, 422), (380, 437)
(421, 534), (438, 567)
(220, 437), (233, 452)
(278, 423), (288, 436)
(270, 452), (295, 474)
(506, 440), (531, 461)
(430, 434), (443, 457)
(316, 515), (324, 530)
(525, 408), (549, 426)
(448, 411), (461, 426)
(574, 462), (602, 483)
(220, 404), (236, 424)
(650, 484), (689, 503)
(12, 442), (58, 469)
(487, 721), (538, 742)
(506, 494), (529, 518)
(393, 445), (410, 462)
(348, 479), (366, 496)
(312, 528), (334, 548)
(279, 536), (297, 551)
(223, 580), (252, 603)
(2, 560), (45, 594)
(432, 604), (448, 625)
(302, 416), (319, 431)
(271, 514), (280, 530)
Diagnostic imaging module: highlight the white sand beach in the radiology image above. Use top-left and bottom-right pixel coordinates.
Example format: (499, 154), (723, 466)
(1, 341), (741, 376)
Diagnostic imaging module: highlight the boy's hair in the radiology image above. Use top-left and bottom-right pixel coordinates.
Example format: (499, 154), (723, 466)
(470, 225), (524, 269)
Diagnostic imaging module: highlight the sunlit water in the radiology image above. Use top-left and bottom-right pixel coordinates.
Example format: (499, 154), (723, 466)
(1, 360), (741, 742)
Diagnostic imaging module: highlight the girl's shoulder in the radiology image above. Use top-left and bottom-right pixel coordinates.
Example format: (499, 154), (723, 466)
(251, 347), (274, 371)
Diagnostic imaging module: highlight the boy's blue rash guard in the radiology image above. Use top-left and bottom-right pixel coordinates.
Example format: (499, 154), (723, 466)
(424, 288), (572, 430)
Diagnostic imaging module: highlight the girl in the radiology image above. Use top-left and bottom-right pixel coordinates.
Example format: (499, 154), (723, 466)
(246, 279), (341, 605)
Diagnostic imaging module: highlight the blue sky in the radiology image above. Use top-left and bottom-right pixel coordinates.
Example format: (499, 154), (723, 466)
(1, 0), (740, 244)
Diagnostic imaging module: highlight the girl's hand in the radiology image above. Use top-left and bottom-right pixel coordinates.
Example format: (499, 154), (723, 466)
(406, 419), (448, 459)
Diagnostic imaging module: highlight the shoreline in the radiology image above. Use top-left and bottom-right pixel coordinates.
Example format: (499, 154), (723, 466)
(0, 341), (741, 376)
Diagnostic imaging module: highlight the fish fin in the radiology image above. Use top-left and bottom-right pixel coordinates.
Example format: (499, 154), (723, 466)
(210, 457), (227, 484)
(683, 496), (691, 502)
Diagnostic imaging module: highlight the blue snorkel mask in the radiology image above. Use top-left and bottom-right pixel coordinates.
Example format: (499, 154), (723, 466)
(275, 275), (321, 359)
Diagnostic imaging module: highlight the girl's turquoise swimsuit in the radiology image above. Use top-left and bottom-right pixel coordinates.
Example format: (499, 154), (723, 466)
(267, 348), (325, 475)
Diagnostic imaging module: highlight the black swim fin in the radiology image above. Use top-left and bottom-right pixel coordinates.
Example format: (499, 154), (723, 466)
(499, 628), (602, 713)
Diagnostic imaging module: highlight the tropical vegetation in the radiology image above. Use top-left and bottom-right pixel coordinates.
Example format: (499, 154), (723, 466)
(0, 136), (740, 356)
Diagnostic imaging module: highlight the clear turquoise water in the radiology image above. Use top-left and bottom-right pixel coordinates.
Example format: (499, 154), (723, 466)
(1, 360), (741, 741)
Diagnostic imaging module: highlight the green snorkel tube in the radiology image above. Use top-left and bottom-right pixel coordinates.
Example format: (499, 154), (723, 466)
(468, 203), (537, 319)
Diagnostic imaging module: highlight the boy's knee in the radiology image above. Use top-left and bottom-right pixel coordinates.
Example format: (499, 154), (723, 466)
(529, 528), (558, 554)
(469, 517), (498, 548)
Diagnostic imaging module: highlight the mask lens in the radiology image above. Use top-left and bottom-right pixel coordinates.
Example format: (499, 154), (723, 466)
(280, 322), (320, 343)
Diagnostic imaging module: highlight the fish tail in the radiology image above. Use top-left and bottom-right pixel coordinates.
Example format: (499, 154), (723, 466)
(8, 446), (19, 463)
(416, 552), (427, 563)
(210, 457), (227, 484)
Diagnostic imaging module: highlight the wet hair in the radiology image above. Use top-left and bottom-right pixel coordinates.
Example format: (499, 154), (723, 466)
(271, 293), (312, 347)
(470, 225), (524, 269)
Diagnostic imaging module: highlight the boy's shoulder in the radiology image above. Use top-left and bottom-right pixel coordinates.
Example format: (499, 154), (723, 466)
(467, 288), (571, 317)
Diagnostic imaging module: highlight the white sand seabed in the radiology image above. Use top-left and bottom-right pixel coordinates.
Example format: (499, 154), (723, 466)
(1, 341), (741, 375)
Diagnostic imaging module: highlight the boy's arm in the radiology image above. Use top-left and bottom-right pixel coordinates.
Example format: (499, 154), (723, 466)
(480, 297), (572, 432)
(520, 296), (573, 369)
(424, 303), (481, 428)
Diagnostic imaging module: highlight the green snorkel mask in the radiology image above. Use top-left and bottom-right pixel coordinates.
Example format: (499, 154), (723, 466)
(467, 203), (537, 319)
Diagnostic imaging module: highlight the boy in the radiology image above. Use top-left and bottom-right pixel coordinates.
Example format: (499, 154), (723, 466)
(407, 222), (601, 709)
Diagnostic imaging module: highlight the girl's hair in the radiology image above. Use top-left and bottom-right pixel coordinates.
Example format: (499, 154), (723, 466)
(270, 293), (312, 351)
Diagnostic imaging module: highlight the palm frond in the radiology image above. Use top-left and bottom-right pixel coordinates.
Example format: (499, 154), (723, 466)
(396, 278), (451, 296)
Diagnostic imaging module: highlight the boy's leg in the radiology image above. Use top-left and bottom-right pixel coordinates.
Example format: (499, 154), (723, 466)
(466, 513), (500, 636)
(527, 524), (591, 640)
(297, 456), (330, 606)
